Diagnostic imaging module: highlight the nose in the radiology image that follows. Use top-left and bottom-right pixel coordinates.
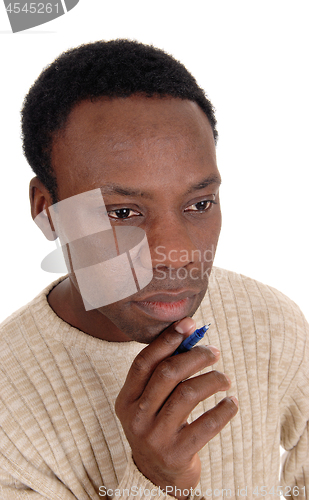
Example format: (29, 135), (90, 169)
(147, 214), (197, 270)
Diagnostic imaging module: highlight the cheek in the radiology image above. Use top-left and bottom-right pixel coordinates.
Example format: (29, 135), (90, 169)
(212, 211), (222, 245)
(209, 209), (222, 247)
(194, 212), (222, 258)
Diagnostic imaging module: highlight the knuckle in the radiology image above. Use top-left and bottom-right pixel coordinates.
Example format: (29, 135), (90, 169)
(177, 382), (196, 402)
(131, 352), (149, 375)
(202, 414), (220, 434)
(156, 359), (177, 380)
(136, 396), (150, 413)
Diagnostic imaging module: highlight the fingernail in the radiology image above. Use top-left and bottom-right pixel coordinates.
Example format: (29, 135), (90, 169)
(207, 345), (220, 357)
(175, 317), (196, 334)
(229, 396), (239, 407)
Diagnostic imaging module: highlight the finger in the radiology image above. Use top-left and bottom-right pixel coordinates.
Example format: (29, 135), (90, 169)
(137, 346), (221, 415)
(155, 370), (231, 429)
(117, 317), (196, 405)
(177, 397), (238, 456)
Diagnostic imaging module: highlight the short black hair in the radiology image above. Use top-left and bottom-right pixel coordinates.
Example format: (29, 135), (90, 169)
(22, 39), (218, 203)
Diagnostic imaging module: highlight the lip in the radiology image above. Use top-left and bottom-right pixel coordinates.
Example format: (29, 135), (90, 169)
(132, 290), (198, 321)
(135, 290), (198, 303)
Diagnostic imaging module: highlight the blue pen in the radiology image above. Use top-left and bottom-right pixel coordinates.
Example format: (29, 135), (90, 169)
(173, 324), (211, 355)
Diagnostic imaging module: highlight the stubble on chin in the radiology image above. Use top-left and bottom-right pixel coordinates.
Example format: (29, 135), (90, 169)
(97, 288), (207, 344)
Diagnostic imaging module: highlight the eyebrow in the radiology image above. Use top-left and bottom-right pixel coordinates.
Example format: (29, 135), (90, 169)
(100, 174), (221, 199)
(100, 184), (148, 198)
(184, 174), (222, 195)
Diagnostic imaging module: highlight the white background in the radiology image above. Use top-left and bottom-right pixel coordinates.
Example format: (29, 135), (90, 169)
(0, 1), (308, 324)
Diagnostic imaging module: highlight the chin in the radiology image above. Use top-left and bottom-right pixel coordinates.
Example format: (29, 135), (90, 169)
(97, 290), (205, 344)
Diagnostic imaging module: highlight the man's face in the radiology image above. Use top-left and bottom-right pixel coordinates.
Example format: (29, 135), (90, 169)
(51, 95), (222, 343)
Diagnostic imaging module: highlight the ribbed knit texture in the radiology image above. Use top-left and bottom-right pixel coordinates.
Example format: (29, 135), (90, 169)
(0, 267), (308, 500)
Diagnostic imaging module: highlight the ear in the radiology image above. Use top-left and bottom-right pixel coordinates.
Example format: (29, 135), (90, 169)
(29, 177), (57, 241)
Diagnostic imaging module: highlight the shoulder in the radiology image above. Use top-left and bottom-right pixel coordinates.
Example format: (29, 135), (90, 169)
(0, 276), (67, 343)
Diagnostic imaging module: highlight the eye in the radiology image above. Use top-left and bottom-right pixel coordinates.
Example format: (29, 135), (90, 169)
(108, 208), (141, 220)
(184, 200), (217, 213)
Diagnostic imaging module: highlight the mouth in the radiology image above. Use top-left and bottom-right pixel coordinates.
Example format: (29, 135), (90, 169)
(132, 290), (199, 321)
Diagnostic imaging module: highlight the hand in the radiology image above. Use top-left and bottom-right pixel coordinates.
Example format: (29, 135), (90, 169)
(115, 317), (238, 500)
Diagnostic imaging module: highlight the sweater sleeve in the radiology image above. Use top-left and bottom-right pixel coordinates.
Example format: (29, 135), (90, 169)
(113, 455), (202, 500)
(0, 454), (197, 500)
(279, 312), (309, 500)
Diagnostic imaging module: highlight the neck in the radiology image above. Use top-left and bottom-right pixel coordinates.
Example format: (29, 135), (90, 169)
(47, 276), (131, 341)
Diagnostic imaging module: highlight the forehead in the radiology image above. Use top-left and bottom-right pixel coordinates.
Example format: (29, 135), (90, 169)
(51, 96), (218, 198)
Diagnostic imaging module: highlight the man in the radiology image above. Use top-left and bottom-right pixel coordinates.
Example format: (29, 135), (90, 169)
(0, 40), (308, 500)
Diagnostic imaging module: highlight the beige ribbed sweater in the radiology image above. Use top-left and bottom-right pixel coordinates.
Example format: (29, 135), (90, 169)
(0, 267), (308, 500)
